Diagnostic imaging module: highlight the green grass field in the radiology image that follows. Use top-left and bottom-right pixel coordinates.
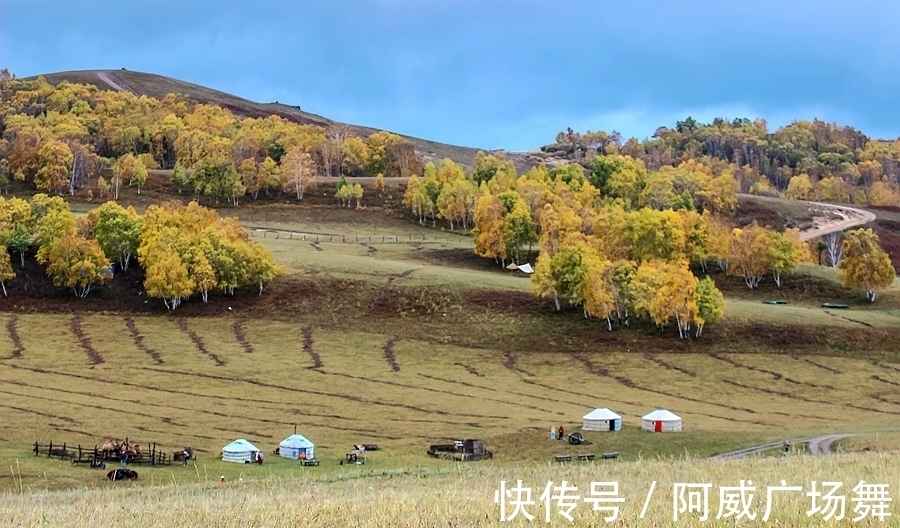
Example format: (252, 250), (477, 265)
(1, 199), (899, 496)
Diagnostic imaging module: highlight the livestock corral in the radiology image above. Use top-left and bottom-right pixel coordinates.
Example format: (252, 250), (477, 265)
(33, 439), (178, 471)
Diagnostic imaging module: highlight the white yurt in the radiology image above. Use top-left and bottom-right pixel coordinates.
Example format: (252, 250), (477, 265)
(641, 409), (682, 432)
(279, 434), (315, 460)
(582, 408), (622, 431)
(221, 439), (261, 463)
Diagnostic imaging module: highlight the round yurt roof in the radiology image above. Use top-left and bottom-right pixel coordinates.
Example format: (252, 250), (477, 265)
(222, 439), (260, 452)
(280, 434), (314, 449)
(583, 408), (621, 420)
(642, 409), (681, 421)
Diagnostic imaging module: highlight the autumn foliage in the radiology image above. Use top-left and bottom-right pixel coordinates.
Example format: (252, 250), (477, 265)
(0, 194), (281, 307)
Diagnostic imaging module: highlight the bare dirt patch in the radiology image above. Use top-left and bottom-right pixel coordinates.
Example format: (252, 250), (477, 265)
(233, 320), (253, 353)
(382, 339), (400, 372)
(124, 317), (163, 365)
(644, 353), (697, 377)
(6, 316), (23, 358)
(302, 326), (323, 370)
(175, 319), (225, 366)
(70, 316), (104, 366)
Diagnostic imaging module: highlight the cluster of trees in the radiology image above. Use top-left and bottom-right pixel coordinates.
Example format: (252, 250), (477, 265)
(0, 71), (422, 204)
(0, 194), (280, 308)
(544, 118), (900, 208)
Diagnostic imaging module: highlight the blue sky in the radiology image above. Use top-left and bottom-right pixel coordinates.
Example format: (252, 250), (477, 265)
(2, 0), (899, 151)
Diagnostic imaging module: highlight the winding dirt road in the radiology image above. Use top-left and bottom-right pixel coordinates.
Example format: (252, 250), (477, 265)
(798, 201), (877, 242)
(711, 434), (854, 460)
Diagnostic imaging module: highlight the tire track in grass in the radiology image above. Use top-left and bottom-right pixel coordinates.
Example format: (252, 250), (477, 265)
(453, 363), (483, 377)
(871, 375), (900, 387)
(71, 316), (104, 366)
(804, 358), (842, 374)
(328, 371), (558, 414)
(874, 361), (900, 374)
(502, 351), (534, 377)
(0, 402), (79, 423)
(643, 353), (697, 377)
(710, 353), (833, 388)
(132, 426), (218, 442)
(383, 339), (400, 372)
(2, 363), (468, 423)
(233, 320), (253, 353)
(137, 365), (502, 419)
(302, 326), (323, 370)
(572, 353), (760, 414)
(0, 368), (445, 437)
(722, 379), (895, 415)
(175, 319), (225, 366)
(0, 387), (189, 427)
(124, 317), (163, 364)
(419, 373), (615, 410)
(6, 316), (23, 358)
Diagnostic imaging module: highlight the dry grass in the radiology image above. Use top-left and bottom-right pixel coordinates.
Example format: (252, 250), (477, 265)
(1, 452), (897, 526)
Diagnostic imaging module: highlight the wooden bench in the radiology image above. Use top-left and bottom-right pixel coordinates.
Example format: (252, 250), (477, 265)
(577, 453), (595, 461)
(602, 451), (618, 460)
(554, 454), (572, 462)
(300, 459), (319, 466)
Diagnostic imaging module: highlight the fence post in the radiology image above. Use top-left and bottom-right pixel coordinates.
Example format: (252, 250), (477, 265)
(48, 441), (52, 458)
(33, 442), (38, 456)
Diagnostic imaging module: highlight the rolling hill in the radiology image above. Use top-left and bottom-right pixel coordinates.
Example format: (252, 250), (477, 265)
(31, 69), (535, 172)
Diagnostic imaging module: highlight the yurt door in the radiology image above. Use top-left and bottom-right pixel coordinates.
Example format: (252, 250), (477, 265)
(655, 420), (662, 432)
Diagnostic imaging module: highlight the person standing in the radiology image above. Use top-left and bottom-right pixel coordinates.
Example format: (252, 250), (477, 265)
(182, 450), (190, 466)
(550, 425), (557, 440)
(558, 425), (565, 440)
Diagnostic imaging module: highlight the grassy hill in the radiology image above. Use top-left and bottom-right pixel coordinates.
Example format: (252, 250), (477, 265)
(32, 69), (534, 172)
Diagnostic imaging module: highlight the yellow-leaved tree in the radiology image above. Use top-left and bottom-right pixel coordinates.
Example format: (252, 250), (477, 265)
(838, 228), (896, 302)
(0, 248), (14, 296)
(728, 221), (771, 289)
(144, 252), (195, 310)
(472, 193), (507, 267)
(45, 233), (111, 298)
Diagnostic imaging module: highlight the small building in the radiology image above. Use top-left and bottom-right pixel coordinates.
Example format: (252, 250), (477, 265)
(279, 434), (315, 460)
(221, 439), (261, 463)
(641, 409), (682, 433)
(582, 408), (622, 431)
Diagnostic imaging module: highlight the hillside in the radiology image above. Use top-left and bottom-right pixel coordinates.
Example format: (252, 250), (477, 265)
(32, 69), (534, 172)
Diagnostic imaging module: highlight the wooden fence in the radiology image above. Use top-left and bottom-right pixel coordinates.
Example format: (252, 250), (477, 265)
(33, 441), (172, 467)
(250, 230), (469, 244)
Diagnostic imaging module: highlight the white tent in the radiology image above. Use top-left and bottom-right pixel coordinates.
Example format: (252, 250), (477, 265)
(517, 263), (534, 274)
(582, 408), (622, 431)
(221, 439), (261, 463)
(642, 409), (682, 432)
(279, 434), (315, 460)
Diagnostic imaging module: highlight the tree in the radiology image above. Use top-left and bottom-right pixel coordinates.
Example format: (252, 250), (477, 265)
(350, 183), (364, 209)
(728, 222), (771, 289)
(695, 276), (724, 337)
(130, 156), (147, 194)
(8, 225), (29, 267)
(374, 173), (385, 196)
(824, 231), (843, 267)
(190, 252), (217, 303)
(767, 230), (801, 288)
(45, 233), (111, 298)
(281, 147), (316, 200)
(0, 248), (14, 296)
(502, 199), (537, 264)
(785, 174), (813, 200)
(838, 228), (896, 302)
(92, 201), (142, 271)
(144, 252), (194, 309)
(171, 165), (189, 194)
(473, 193), (507, 266)
(35, 140), (73, 194)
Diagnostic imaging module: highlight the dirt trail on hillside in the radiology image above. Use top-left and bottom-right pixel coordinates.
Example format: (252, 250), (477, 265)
(96, 71), (136, 94)
(798, 201), (877, 241)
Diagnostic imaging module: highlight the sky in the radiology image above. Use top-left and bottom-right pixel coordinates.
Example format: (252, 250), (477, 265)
(2, 0), (899, 152)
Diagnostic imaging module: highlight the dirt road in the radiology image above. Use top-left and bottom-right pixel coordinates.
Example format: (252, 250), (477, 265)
(96, 71), (136, 94)
(710, 434), (854, 460)
(799, 201), (876, 242)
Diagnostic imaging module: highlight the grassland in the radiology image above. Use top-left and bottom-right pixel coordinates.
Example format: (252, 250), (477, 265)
(0, 182), (900, 526)
(1, 452), (897, 527)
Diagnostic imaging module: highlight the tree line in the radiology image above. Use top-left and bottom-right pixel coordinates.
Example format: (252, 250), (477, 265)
(0, 71), (423, 205)
(0, 194), (281, 308)
(542, 118), (900, 208)
(399, 151), (894, 337)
